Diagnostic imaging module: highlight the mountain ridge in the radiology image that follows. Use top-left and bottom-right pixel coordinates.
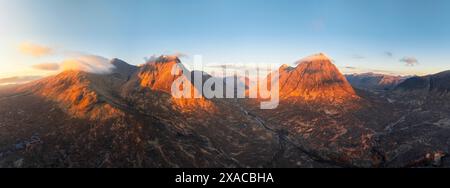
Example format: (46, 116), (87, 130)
(395, 70), (450, 94)
(346, 73), (408, 91)
(1, 53), (449, 168)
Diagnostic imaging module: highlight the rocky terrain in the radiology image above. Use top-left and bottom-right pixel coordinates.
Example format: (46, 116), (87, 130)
(0, 54), (448, 168)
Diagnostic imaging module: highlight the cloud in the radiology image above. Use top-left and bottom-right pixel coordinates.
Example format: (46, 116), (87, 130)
(0, 76), (43, 85)
(28, 54), (114, 74)
(173, 52), (189, 58)
(400, 57), (419, 66)
(144, 53), (188, 64)
(352, 54), (365, 59)
(384, 51), (393, 57)
(32, 63), (60, 71)
(60, 55), (114, 74)
(344, 66), (357, 69)
(18, 42), (52, 57)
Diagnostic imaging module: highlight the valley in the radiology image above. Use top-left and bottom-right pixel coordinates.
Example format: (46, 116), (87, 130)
(0, 54), (449, 168)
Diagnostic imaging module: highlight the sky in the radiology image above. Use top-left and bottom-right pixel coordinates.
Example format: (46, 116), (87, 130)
(1, 0), (450, 82)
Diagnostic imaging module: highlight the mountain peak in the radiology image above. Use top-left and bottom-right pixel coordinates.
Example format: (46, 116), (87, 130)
(110, 58), (129, 66)
(280, 64), (295, 72)
(146, 55), (181, 65)
(133, 57), (214, 111)
(297, 53), (332, 64)
(110, 58), (137, 77)
(278, 53), (359, 103)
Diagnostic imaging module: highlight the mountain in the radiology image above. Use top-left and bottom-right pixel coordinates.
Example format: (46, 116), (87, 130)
(346, 73), (408, 91)
(395, 70), (450, 94)
(0, 56), (291, 167)
(241, 54), (385, 167)
(374, 70), (450, 167)
(0, 84), (19, 91)
(277, 53), (358, 103)
(1, 53), (449, 168)
(110, 58), (138, 78)
(124, 55), (214, 111)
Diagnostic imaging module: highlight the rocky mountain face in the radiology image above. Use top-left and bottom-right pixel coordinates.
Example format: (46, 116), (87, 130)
(346, 73), (408, 91)
(243, 54), (385, 167)
(0, 56), (288, 167)
(395, 71), (450, 94)
(0, 54), (449, 168)
(277, 53), (358, 104)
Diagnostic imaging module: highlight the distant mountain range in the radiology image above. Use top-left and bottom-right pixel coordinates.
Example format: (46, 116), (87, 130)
(0, 53), (449, 168)
(395, 70), (450, 93)
(345, 73), (409, 91)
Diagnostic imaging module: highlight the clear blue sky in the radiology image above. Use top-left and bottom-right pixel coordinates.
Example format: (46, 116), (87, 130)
(1, 0), (449, 78)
